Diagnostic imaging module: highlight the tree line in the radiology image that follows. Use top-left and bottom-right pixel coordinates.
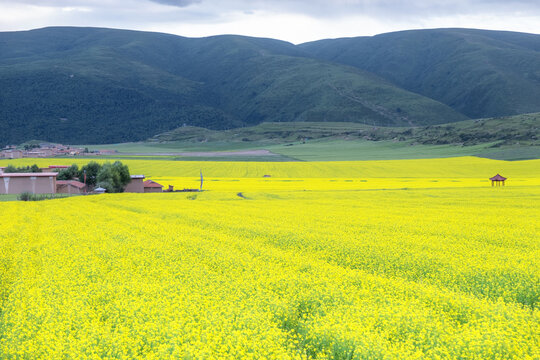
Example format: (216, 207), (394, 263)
(57, 161), (131, 193)
(3, 164), (42, 173)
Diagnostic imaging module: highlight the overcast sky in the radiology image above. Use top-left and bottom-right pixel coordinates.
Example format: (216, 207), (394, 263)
(1, 0), (539, 43)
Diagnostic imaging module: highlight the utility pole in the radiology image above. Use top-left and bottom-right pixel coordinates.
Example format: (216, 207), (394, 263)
(200, 170), (203, 191)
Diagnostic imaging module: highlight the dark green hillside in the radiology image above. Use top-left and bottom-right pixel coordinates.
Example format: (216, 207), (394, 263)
(0, 27), (465, 145)
(3, 27), (538, 146)
(301, 29), (540, 118)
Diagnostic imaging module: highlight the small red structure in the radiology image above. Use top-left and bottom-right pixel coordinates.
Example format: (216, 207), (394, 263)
(56, 180), (86, 194)
(43, 165), (70, 172)
(143, 180), (164, 193)
(490, 174), (507, 186)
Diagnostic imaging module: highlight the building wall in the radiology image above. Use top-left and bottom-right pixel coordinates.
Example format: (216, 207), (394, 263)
(0, 176), (56, 194)
(56, 185), (82, 194)
(144, 187), (163, 193)
(3, 151), (22, 159)
(124, 178), (145, 193)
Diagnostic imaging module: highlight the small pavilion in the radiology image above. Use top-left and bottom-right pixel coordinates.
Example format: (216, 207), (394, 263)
(490, 174), (507, 186)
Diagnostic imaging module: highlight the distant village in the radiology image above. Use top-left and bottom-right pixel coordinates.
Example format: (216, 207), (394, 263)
(0, 143), (205, 197)
(0, 143), (117, 159)
(0, 164), (168, 196)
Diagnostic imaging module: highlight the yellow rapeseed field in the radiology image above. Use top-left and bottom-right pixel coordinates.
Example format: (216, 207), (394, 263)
(0, 157), (538, 359)
(2, 156), (539, 178)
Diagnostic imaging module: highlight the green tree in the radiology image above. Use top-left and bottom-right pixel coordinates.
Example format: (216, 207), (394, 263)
(4, 164), (18, 173)
(95, 161), (131, 193)
(96, 163), (117, 193)
(112, 161), (131, 190)
(57, 164), (79, 180)
(78, 162), (101, 187)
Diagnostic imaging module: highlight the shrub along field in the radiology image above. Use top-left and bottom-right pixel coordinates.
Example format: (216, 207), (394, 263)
(0, 157), (538, 358)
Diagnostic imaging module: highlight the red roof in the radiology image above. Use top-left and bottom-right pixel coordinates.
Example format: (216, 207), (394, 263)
(490, 174), (507, 181)
(48, 165), (69, 169)
(143, 180), (163, 188)
(0, 172), (58, 177)
(57, 180), (86, 189)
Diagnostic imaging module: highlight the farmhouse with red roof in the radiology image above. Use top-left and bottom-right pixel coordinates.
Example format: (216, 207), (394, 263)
(143, 180), (164, 193)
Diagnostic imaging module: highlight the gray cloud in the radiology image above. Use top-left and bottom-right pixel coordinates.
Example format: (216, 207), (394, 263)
(149, 0), (200, 7)
(1, 0), (538, 43)
(186, 0), (540, 16)
(5, 0), (540, 15)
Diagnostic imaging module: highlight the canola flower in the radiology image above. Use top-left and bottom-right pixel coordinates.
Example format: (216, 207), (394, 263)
(1, 156), (539, 178)
(0, 158), (538, 359)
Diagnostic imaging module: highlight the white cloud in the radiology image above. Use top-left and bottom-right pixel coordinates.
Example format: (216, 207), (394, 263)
(60, 7), (92, 13)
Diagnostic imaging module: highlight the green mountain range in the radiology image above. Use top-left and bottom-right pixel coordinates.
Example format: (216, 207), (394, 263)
(301, 29), (540, 119)
(0, 27), (538, 145)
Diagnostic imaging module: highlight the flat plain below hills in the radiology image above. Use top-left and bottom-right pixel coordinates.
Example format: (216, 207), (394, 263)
(78, 139), (537, 162)
(77, 114), (540, 161)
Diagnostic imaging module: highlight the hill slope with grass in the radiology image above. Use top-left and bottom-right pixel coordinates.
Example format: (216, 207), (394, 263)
(147, 112), (539, 161)
(152, 112), (539, 146)
(301, 28), (540, 119)
(0, 27), (466, 145)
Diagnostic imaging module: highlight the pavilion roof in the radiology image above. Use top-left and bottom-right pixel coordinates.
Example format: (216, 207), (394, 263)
(490, 174), (507, 181)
